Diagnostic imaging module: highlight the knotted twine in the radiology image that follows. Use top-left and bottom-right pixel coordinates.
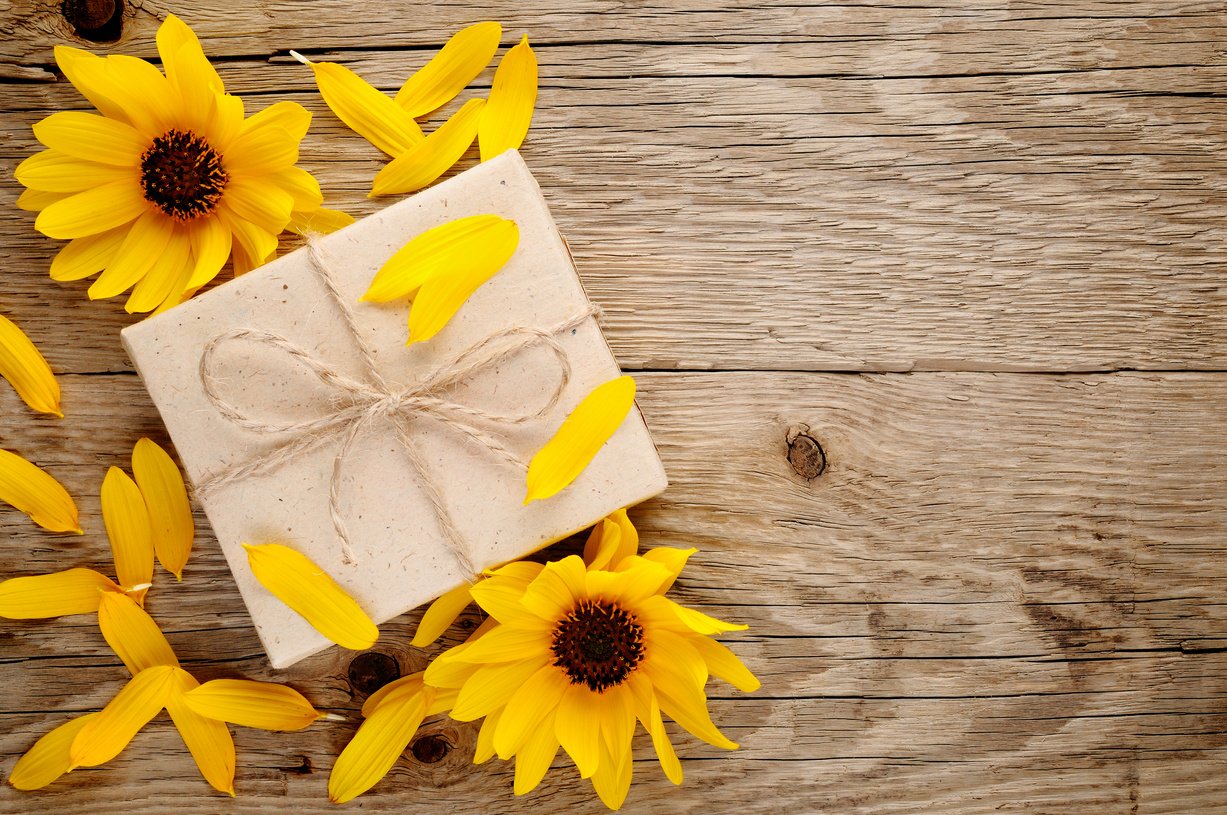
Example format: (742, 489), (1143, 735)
(195, 236), (599, 571)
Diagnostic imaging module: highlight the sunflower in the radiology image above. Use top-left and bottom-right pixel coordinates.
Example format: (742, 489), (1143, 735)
(330, 512), (759, 808)
(14, 15), (352, 314)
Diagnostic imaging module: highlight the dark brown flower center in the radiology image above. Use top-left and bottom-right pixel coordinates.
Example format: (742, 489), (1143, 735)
(550, 599), (644, 692)
(139, 129), (228, 220)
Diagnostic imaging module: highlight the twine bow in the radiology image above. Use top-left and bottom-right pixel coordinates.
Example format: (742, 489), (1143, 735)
(195, 237), (598, 570)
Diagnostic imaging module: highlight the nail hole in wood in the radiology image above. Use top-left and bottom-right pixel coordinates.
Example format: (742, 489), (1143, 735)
(62, 0), (123, 42)
(347, 652), (400, 695)
(786, 425), (826, 480)
(410, 734), (451, 763)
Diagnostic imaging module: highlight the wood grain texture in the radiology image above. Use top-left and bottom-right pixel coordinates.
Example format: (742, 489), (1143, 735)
(0, 2), (1224, 814)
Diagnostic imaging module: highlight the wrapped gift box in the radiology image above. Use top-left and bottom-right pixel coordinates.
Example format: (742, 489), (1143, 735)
(122, 151), (668, 669)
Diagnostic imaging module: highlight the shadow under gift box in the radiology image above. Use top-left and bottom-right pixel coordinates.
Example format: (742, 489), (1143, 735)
(121, 150), (668, 669)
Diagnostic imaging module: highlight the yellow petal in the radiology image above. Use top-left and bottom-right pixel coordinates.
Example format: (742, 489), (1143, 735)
(473, 705), (502, 764)
(242, 100), (311, 142)
(50, 226), (128, 282)
(224, 125), (299, 176)
(479, 36), (538, 161)
(242, 543), (379, 650)
(445, 623), (550, 666)
(405, 214), (517, 345)
(0, 449), (80, 532)
(100, 466), (154, 601)
(165, 668), (236, 796)
(222, 177), (295, 237)
(395, 21), (502, 117)
(328, 685), (428, 803)
(589, 733), (633, 810)
(639, 594), (748, 636)
(644, 635), (736, 750)
(0, 315), (62, 417)
(205, 90), (246, 153)
(524, 375), (637, 504)
(31, 112), (146, 166)
(35, 179), (146, 240)
(361, 213), (517, 304)
(450, 656), (547, 722)
(369, 98), (484, 197)
(556, 683), (601, 778)
(468, 578), (541, 627)
(53, 46), (129, 123)
(216, 206), (277, 273)
(156, 14), (224, 115)
(100, 54), (178, 136)
(131, 438), (194, 580)
(0, 568), (119, 619)
(286, 206), (354, 237)
(493, 664), (568, 759)
(519, 555), (586, 621)
(15, 150), (134, 193)
(599, 683), (636, 780)
(98, 592), (179, 674)
(410, 581), (474, 647)
(124, 221), (191, 314)
(359, 672), (459, 718)
(513, 707), (558, 796)
(637, 546), (694, 594)
(187, 214), (233, 289)
(270, 167), (323, 211)
(69, 665), (176, 768)
(17, 188), (66, 213)
(690, 634), (760, 693)
(293, 53), (423, 157)
(646, 693), (682, 784)
(8, 713), (97, 790)
(88, 211), (174, 301)
(183, 679), (323, 731)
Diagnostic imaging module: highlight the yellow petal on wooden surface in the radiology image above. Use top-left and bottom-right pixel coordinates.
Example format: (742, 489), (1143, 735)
(242, 543), (379, 651)
(524, 375), (637, 504)
(98, 592), (179, 675)
(0, 449), (81, 533)
(361, 213), (516, 304)
(131, 438), (194, 580)
(165, 668), (236, 796)
(69, 665), (176, 768)
(0, 568), (120, 619)
(406, 214), (518, 345)
(395, 21), (502, 118)
(479, 36), (538, 161)
(0, 314), (62, 417)
(292, 52), (423, 157)
(410, 581), (474, 647)
(184, 679), (323, 731)
(8, 713), (97, 790)
(100, 466), (154, 602)
(369, 98), (485, 196)
(328, 686), (428, 804)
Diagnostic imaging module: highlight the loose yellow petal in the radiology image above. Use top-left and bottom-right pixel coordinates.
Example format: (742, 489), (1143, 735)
(410, 581), (474, 647)
(165, 668), (236, 796)
(131, 438), (194, 580)
(50, 226), (128, 282)
(31, 112), (146, 166)
(242, 543), (379, 651)
(293, 52), (423, 157)
(328, 686), (428, 803)
(0, 315), (62, 417)
(362, 213), (517, 304)
(35, 179), (146, 240)
(69, 665), (176, 768)
(98, 592), (179, 674)
(369, 98), (485, 196)
(524, 376), (637, 504)
(0, 449), (80, 533)
(8, 713), (97, 790)
(395, 21), (502, 117)
(183, 679), (323, 731)
(286, 206), (355, 237)
(101, 466), (154, 601)
(0, 568), (119, 619)
(479, 36), (538, 161)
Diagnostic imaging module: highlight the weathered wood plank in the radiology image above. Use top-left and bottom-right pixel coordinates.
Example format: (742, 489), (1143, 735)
(2, 52), (1226, 373)
(0, 371), (1223, 813)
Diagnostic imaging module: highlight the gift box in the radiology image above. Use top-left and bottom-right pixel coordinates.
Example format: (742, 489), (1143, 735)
(121, 151), (668, 669)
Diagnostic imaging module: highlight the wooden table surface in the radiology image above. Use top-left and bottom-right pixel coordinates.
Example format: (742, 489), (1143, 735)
(1, 2), (1224, 813)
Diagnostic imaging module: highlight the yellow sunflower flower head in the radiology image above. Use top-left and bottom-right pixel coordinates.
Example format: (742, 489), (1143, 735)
(14, 14), (352, 314)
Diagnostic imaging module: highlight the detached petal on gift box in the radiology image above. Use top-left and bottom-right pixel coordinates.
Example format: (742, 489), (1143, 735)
(479, 36), (538, 161)
(0, 449), (81, 534)
(101, 466), (155, 603)
(183, 679), (324, 731)
(242, 543), (379, 651)
(131, 438), (195, 581)
(0, 568), (120, 619)
(0, 314), (62, 417)
(524, 376), (637, 505)
(8, 713), (97, 790)
(293, 52), (423, 157)
(395, 21), (502, 118)
(369, 98), (485, 196)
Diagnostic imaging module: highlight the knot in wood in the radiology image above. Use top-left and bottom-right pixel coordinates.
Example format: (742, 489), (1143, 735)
(786, 425), (826, 480)
(410, 734), (451, 764)
(61, 0), (122, 42)
(347, 652), (400, 695)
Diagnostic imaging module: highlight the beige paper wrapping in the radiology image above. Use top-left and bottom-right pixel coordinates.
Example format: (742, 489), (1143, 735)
(121, 151), (668, 669)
